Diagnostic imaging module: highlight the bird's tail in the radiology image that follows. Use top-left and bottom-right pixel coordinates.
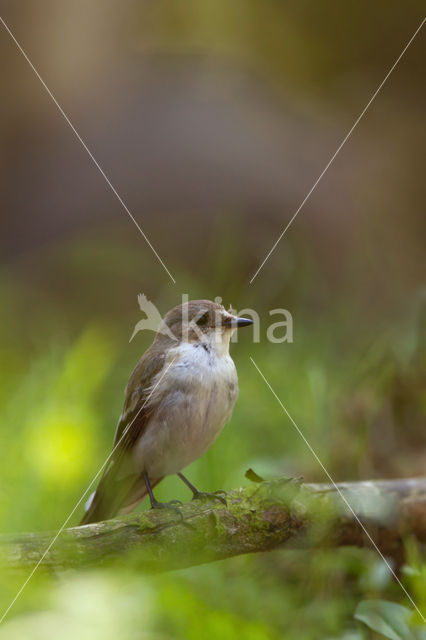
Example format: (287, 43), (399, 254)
(79, 488), (116, 525)
(79, 476), (161, 525)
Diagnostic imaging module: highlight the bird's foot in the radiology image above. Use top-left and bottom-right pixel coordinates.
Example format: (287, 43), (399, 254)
(192, 490), (227, 506)
(150, 499), (183, 519)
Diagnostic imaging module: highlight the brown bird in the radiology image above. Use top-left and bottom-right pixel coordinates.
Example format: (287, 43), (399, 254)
(80, 299), (253, 524)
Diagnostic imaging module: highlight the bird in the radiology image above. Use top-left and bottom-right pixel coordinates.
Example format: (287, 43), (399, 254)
(80, 299), (253, 524)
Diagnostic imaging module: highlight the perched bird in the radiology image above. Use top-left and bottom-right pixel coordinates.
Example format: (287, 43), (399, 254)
(80, 299), (253, 524)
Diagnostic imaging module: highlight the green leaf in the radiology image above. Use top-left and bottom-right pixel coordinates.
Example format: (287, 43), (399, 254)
(354, 600), (415, 640)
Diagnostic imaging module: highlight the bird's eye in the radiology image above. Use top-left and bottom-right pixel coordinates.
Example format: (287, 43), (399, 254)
(196, 311), (209, 326)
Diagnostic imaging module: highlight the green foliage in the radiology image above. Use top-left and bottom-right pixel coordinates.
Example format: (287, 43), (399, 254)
(354, 600), (421, 640)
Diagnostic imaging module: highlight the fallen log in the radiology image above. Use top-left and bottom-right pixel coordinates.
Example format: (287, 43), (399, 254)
(1, 476), (425, 573)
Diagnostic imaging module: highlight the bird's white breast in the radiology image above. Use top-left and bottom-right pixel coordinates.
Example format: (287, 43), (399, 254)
(133, 341), (238, 479)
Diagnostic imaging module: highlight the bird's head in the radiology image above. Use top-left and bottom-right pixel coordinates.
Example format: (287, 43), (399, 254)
(157, 300), (253, 354)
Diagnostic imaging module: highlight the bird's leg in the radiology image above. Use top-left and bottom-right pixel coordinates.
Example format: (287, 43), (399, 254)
(177, 472), (227, 505)
(143, 472), (183, 516)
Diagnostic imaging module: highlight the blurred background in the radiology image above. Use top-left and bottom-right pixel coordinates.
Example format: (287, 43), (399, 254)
(0, 1), (425, 638)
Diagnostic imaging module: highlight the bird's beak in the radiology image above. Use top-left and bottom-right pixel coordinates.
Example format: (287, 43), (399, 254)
(222, 315), (254, 328)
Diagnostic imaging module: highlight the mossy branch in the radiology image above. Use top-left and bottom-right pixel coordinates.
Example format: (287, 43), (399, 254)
(2, 477), (426, 573)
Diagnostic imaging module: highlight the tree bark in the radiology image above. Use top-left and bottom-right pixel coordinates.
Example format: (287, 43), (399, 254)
(2, 477), (426, 573)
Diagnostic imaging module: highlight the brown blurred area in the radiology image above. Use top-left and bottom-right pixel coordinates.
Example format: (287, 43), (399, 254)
(0, 0), (424, 302)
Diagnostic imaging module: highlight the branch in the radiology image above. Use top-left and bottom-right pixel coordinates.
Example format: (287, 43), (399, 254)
(2, 477), (426, 573)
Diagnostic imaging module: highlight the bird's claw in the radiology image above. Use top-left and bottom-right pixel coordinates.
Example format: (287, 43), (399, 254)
(151, 499), (183, 519)
(192, 490), (227, 506)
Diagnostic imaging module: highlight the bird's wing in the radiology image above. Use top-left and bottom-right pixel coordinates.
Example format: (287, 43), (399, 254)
(113, 347), (166, 449)
(80, 348), (166, 524)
